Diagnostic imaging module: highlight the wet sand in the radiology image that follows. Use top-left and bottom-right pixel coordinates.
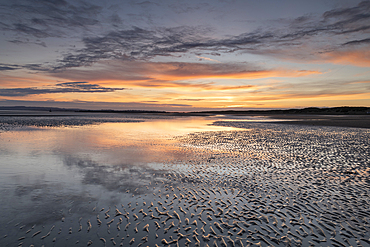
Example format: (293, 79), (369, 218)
(0, 115), (369, 246)
(265, 114), (370, 129)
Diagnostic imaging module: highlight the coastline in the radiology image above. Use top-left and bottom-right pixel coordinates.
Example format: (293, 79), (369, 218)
(1, 110), (369, 129)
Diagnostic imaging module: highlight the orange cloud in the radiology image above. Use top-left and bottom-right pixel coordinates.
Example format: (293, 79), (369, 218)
(348, 80), (370, 84)
(5, 59), (367, 111)
(320, 47), (370, 67)
(154, 69), (320, 81)
(238, 91), (370, 102)
(143, 62), (320, 80)
(0, 72), (56, 87)
(49, 61), (321, 90)
(98, 80), (259, 91)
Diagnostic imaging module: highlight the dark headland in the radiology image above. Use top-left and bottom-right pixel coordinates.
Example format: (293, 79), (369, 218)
(0, 106), (369, 128)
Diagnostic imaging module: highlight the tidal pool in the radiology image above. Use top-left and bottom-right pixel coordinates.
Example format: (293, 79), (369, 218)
(0, 114), (369, 247)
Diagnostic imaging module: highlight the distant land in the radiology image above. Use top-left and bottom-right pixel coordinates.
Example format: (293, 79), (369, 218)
(0, 106), (369, 115)
(185, 106), (370, 116)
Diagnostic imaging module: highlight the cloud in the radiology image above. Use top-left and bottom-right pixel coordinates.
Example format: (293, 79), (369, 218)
(323, 1), (370, 28)
(1, 0), (369, 72)
(0, 63), (22, 71)
(143, 62), (320, 80)
(235, 77), (370, 103)
(11, 23), (51, 38)
(48, 0), (369, 70)
(49, 61), (321, 91)
(54, 27), (272, 70)
(348, 80), (370, 84)
(240, 91), (370, 102)
(177, 98), (205, 101)
(0, 99), (194, 111)
(196, 56), (221, 63)
(168, 2), (214, 15)
(0, 0), (102, 38)
(8, 38), (47, 47)
(56, 81), (112, 90)
(50, 25), (216, 70)
(342, 38), (370, 46)
(0, 81), (126, 96)
(134, 1), (160, 7)
(319, 46), (370, 67)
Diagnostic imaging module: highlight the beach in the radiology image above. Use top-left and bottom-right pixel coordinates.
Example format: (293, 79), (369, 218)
(0, 113), (369, 246)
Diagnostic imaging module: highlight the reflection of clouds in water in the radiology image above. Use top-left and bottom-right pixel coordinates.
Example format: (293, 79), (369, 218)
(9, 182), (97, 226)
(63, 156), (165, 194)
(6, 154), (178, 228)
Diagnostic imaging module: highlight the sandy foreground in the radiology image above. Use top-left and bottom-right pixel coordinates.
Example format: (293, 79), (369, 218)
(0, 115), (369, 246)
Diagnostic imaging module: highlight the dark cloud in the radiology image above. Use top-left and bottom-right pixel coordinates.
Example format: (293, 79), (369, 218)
(323, 1), (370, 20)
(0, 82), (126, 96)
(321, 1), (370, 35)
(0, 62), (51, 71)
(24, 63), (52, 71)
(1, 1), (369, 71)
(36, 0), (68, 6)
(50, 26), (215, 70)
(12, 23), (51, 38)
(0, 0), (102, 38)
(0, 63), (53, 72)
(56, 81), (110, 90)
(134, 1), (160, 7)
(52, 26), (262, 70)
(342, 38), (370, 46)
(49, 1), (370, 70)
(0, 63), (22, 71)
(8, 39), (47, 47)
(109, 13), (123, 27)
(49, 28), (258, 70)
(178, 99), (205, 101)
(169, 2), (212, 14)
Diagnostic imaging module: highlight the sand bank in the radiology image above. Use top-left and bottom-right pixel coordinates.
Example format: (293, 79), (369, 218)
(265, 114), (370, 129)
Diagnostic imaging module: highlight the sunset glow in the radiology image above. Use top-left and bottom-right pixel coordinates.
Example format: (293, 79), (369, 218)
(0, 0), (369, 111)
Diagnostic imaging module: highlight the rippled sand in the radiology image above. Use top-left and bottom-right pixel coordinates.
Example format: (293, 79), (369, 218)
(0, 116), (369, 247)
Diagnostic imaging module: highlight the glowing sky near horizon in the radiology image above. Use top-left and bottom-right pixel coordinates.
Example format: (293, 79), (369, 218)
(0, 0), (369, 111)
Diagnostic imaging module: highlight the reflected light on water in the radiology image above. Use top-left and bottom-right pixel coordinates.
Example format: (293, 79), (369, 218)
(0, 116), (236, 235)
(0, 116), (235, 184)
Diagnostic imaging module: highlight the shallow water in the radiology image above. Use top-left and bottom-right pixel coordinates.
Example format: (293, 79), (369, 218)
(0, 115), (369, 247)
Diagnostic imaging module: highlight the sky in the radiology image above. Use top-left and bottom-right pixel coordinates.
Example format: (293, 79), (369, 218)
(0, 0), (369, 111)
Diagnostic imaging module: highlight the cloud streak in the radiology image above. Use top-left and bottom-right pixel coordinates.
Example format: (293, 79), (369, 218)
(0, 63), (22, 71)
(0, 82), (126, 96)
(0, 99), (194, 111)
(47, 61), (321, 92)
